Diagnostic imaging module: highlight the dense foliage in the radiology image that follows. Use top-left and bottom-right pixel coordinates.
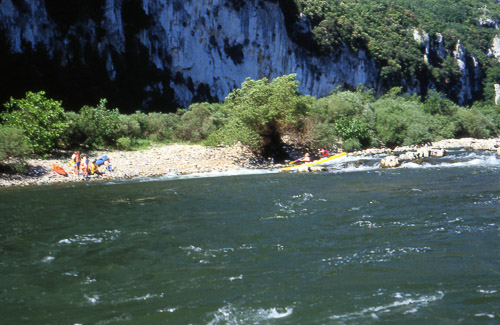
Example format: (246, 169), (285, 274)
(0, 125), (31, 169)
(208, 74), (309, 158)
(293, 0), (500, 104)
(0, 91), (68, 154)
(1, 75), (499, 171)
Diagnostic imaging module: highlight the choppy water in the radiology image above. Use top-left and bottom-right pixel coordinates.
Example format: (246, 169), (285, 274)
(1, 149), (499, 324)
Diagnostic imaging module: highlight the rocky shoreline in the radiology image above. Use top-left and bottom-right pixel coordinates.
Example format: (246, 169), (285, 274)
(0, 137), (499, 188)
(0, 143), (257, 188)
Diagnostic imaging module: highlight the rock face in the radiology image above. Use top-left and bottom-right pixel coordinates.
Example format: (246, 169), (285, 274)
(495, 84), (500, 105)
(0, 0), (491, 111)
(453, 41), (480, 105)
(0, 0), (378, 111)
(413, 29), (481, 105)
(490, 36), (500, 59)
(140, 0), (379, 108)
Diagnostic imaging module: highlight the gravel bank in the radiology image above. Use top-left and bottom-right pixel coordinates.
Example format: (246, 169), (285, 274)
(1, 137), (498, 188)
(0, 143), (256, 188)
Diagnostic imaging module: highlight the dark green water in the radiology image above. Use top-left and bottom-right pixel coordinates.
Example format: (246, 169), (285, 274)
(1, 150), (499, 324)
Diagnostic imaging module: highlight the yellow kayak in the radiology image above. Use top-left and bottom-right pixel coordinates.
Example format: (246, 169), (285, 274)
(281, 152), (347, 171)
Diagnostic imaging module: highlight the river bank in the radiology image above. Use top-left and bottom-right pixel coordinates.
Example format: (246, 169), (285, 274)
(0, 137), (499, 188)
(0, 143), (256, 188)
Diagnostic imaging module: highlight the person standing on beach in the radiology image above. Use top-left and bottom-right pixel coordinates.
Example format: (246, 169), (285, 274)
(74, 151), (81, 177)
(70, 151), (80, 177)
(81, 154), (89, 179)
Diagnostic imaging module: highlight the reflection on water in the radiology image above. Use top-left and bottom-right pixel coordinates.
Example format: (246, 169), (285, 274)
(0, 150), (498, 324)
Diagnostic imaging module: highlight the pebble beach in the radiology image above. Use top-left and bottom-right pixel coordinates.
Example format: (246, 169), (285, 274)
(0, 137), (499, 188)
(0, 143), (256, 188)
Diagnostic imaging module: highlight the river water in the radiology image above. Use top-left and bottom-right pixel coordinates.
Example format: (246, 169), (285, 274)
(1, 149), (499, 324)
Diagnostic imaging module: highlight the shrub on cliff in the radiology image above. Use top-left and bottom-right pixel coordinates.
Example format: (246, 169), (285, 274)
(1, 91), (68, 154)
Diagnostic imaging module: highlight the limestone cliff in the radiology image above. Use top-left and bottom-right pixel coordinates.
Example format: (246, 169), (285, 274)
(0, 0), (488, 111)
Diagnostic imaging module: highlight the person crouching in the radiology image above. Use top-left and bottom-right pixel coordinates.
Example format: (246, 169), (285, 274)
(90, 160), (103, 177)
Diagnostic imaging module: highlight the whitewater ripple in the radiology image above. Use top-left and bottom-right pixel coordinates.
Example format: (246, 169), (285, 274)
(330, 291), (444, 321)
(207, 303), (293, 324)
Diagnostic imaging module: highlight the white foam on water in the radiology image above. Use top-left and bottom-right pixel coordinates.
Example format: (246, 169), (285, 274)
(477, 286), (498, 295)
(322, 246), (432, 266)
(269, 192), (317, 219)
(63, 272), (78, 277)
(131, 293), (164, 301)
(82, 277), (96, 284)
(110, 168), (279, 185)
(474, 313), (495, 319)
(207, 303), (293, 324)
(180, 245), (252, 263)
(327, 151), (499, 175)
(390, 221), (416, 227)
(401, 154), (499, 170)
(228, 274), (243, 281)
(84, 294), (100, 305)
(58, 230), (121, 246)
(106, 293), (164, 305)
(330, 163), (380, 174)
(330, 291), (444, 321)
(157, 307), (177, 313)
(429, 221), (499, 235)
(41, 256), (55, 263)
(353, 220), (381, 228)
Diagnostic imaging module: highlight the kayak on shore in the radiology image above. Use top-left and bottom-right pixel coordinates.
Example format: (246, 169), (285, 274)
(52, 164), (68, 176)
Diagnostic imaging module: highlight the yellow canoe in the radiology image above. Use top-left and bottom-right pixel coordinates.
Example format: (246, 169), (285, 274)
(281, 152), (347, 171)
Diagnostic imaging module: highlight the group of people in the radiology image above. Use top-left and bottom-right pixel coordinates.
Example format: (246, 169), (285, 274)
(295, 148), (329, 164)
(70, 151), (113, 179)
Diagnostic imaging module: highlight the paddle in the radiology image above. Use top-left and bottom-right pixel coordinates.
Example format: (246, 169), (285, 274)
(288, 158), (302, 165)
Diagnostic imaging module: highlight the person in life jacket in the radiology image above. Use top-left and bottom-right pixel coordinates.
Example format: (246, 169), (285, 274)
(319, 148), (329, 158)
(90, 160), (102, 176)
(297, 153), (311, 164)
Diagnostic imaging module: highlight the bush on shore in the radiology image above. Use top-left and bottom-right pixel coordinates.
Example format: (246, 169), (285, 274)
(0, 125), (31, 172)
(1, 91), (68, 155)
(1, 75), (499, 166)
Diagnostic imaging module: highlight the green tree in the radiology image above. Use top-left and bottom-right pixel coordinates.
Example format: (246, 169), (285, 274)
(213, 74), (307, 158)
(1, 91), (68, 154)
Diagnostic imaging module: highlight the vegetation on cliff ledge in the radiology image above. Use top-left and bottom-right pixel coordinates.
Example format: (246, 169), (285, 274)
(290, 0), (500, 104)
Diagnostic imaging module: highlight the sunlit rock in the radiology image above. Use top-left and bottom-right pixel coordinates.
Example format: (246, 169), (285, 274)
(380, 156), (400, 168)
